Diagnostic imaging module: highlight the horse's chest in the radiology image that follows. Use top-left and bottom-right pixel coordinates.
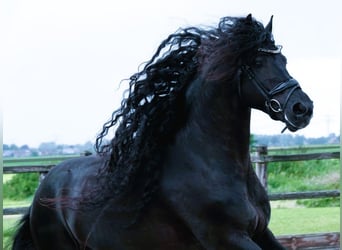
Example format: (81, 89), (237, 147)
(200, 186), (266, 235)
(74, 199), (204, 250)
(161, 157), (269, 238)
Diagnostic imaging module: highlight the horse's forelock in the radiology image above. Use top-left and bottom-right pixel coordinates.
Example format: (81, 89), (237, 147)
(197, 16), (273, 82)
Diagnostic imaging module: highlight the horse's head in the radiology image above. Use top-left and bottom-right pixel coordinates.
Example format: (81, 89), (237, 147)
(239, 15), (313, 132)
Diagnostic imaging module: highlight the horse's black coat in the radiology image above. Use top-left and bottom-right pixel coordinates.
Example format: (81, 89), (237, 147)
(13, 14), (313, 250)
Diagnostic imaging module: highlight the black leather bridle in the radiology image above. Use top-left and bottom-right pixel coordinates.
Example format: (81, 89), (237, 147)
(240, 45), (301, 132)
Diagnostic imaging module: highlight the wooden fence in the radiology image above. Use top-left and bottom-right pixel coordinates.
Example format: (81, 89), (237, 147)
(251, 145), (340, 249)
(3, 145), (340, 249)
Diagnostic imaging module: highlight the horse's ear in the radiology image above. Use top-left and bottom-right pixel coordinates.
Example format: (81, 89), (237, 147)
(246, 14), (253, 22)
(265, 15), (273, 33)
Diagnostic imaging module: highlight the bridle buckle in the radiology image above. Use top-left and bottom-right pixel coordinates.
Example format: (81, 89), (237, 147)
(266, 99), (282, 113)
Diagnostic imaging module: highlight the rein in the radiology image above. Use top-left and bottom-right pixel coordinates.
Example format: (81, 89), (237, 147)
(240, 45), (301, 132)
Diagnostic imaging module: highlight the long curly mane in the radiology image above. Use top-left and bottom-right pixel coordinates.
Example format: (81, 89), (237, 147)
(94, 15), (273, 209)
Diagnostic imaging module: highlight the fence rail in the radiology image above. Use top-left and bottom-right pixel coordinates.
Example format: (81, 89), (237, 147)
(3, 145), (340, 249)
(4, 146), (340, 210)
(277, 232), (340, 250)
(251, 151), (340, 162)
(4, 165), (53, 174)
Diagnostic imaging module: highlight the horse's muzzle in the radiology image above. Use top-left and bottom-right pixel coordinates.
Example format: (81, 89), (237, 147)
(283, 99), (313, 132)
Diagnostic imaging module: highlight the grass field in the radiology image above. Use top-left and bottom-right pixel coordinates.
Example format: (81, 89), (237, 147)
(269, 207), (340, 235)
(3, 174), (15, 183)
(3, 207), (339, 249)
(3, 216), (19, 250)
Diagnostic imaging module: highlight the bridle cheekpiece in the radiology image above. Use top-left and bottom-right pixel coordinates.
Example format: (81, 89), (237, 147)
(241, 45), (301, 132)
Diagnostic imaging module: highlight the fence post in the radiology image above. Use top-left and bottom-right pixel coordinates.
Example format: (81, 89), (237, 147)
(255, 145), (268, 191)
(39, 172), (47, 185)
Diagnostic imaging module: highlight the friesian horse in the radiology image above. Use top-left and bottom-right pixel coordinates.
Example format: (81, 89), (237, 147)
(13, 14), (313, 250)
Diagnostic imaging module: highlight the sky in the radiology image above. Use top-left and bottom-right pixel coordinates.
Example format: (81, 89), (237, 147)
(1, 0), (341, 147)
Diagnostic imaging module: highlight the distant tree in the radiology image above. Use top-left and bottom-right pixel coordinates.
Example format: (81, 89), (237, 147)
(30, 151), (39, 157)
(20, 145), (30, 150)
(38, 142), (58, 155)
(254, 133), (340, 147)
(293, 135), (305, 145)
(9, 144), (19, 150)
(82, 141), (95, 153)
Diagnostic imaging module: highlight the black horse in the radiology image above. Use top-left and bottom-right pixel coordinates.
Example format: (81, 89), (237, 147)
(13, 14), (313, 250)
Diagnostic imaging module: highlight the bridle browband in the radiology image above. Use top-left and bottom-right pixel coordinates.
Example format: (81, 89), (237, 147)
(258, 45), (283, 54)
(240, 45), (301, 132)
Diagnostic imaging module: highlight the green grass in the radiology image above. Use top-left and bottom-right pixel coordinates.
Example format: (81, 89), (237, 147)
(3, 174), (15, 183)
(3, 216), (20, 250)
(3, 200), (31, 249)
(269, 207), (340, 235)
(3, 198), (32, 208)
(266, 159), (340, 207)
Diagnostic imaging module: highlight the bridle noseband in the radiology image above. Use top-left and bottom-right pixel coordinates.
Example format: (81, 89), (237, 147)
(241, 65), (300, 113)
(240, 45), (301, 132)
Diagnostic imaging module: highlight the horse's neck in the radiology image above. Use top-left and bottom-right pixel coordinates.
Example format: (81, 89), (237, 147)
(181, 93), (251, 166)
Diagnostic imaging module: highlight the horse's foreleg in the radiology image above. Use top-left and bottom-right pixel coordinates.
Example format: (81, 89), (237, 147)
(30, 203), (80, 250)
(253, 227), (286, 250)
(223, 232), (263, 250)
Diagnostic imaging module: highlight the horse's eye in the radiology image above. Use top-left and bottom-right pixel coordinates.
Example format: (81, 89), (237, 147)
(253, 57), (263, 67)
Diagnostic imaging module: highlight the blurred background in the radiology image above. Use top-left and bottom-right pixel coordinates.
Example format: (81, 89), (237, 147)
(1, 0), (340, 147)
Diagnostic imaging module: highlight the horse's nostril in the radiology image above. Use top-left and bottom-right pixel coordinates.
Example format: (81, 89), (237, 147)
(292, 102), (307, 115)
